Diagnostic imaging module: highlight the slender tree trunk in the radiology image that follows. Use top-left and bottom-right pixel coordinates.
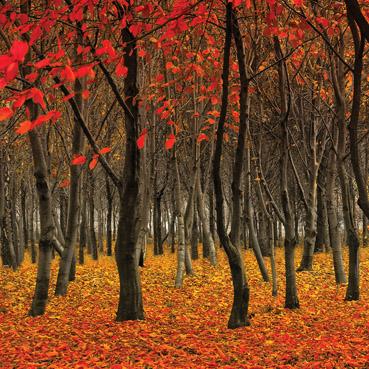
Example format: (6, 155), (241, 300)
(30, 188), (37, 264)
(245, 135), (269, 282)
(274, 36), (299, 309)
(88, 172), (98, 260)
(191, 205), (199, 260)
(21, 181), (28, 251)
(55, 59), (85, 295)
(330, 30), (360, 298)
(196, 174), (216, 265)
(326, 125), (347, 284)
(174, 156), (186, 288)
(106, 178), (113, 256)
(79, 183), (87, 265)
(213, 4), (250, 328)
(153, 191), (163, 255)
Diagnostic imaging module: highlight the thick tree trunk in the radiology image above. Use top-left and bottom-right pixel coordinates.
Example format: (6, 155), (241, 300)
(115, 18), (144, 321)
(228, 13), (249, 251)
(28, 109), (57, 316)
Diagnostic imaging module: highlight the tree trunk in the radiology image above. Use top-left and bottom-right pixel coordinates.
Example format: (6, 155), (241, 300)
(274, 36), (299, 309)
(174, 157), (186, 288)
(245, 135), (269, 282)
(88, 172), (98, 260)
(213, 4), (250, 328)
(1, 154), (17, 270)
(28, 107), (57, 316)
(115, 17), (144, 321)
(106, 178), (113, 256)
(79, 184), (87, 265)
(196, 174), (216, 265)
(55, 62), (85, 295)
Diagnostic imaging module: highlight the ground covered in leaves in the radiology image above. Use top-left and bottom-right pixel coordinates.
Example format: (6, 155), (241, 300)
(1, 247), (369, 368)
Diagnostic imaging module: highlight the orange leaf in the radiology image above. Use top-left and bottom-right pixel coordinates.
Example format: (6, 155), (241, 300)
(99, 147), (111, 155)
(16, 120), (32, 135)
(197, 133), (208, 143)
(89, 158), (98, 170)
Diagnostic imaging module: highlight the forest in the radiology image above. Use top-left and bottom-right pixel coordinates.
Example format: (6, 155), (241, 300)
(1, 0), (369, 367)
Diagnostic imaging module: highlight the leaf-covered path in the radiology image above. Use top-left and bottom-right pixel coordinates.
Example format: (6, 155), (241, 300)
(1, 248), (369, 368)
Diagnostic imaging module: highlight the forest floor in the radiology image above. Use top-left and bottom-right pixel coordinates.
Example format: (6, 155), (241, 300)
(1, 247), (369, 369)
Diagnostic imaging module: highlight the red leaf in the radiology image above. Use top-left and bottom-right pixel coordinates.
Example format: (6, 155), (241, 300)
(71, 154), (86, 165)
(74, 65), (95, 79)
(165, 133), (176, 150)
(137, 128), (148, 149)
(0, 107), (13, 121)
(5, 62), (19, 81)
(89, 158), (98, 170)
(0, 55), (13, 70)
(10, 40), (28, 62)
(116, 63), (128, 77)
(34, 58), (50, 69)
(197, 133), (208, 143)
(62, 65), (75, 82)
(30, 26), (42, 46)
(32, 111), (56, 128)
(25, 72), (38, 82)
(16, 120), (32, 135)
(293, 0), (303, 6)
(30, 88), (46, 109)
(316, 17), (329, 27)
(99, 147), (111, 155)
